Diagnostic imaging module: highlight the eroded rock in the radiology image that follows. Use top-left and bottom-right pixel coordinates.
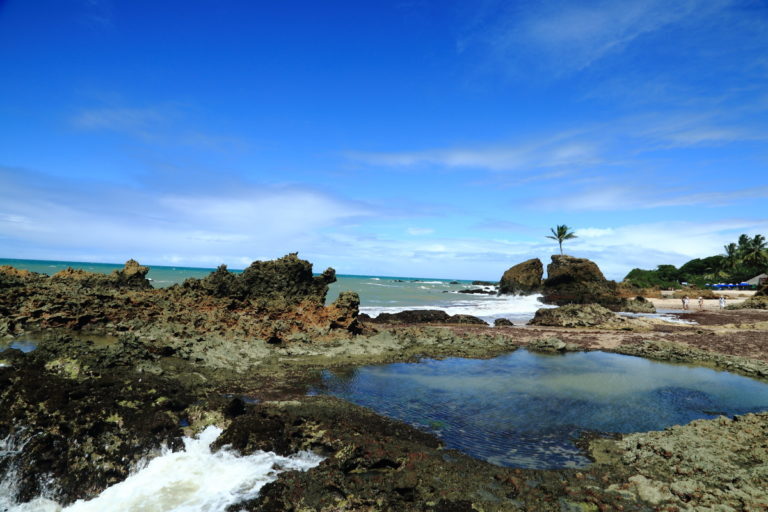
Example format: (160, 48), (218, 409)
(499, 258), (543, 295)
(541, 255), (620, 306)
(529, 304), (616, 327)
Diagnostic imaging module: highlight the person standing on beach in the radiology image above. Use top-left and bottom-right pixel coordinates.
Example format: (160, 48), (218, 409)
(698, 296), (704, 310)
(682, 296), (690, 310)
(719, 296), (726, 309)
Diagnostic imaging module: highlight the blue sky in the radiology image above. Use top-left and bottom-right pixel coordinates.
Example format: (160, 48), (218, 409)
(1, 0), (767, 280)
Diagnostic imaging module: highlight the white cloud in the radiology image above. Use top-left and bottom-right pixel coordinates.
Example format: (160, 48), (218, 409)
(407, 227), (435, 235)
(0, 170), (370, 269)
(345, 134), (602, 172)
(466, 0), (731, 75)
(73, 107), (169, 132)
(576, 227), (614, 238)
(538, 185), (768, 212)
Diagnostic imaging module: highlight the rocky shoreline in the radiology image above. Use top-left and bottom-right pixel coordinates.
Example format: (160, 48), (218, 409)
(2, 257), (768, 511)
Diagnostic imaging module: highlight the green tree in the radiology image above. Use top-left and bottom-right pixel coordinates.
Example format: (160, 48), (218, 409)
(743, 234), (768, 268)
(722, 243), (739, 273)
(546, 224), (577, 255)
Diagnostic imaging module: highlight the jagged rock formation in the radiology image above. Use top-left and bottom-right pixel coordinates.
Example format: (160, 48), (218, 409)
(0, 255), (359, 343)
(359, 309), (486, 325)
(52, 259), (153, 291)
(180, 253), (335, 304)
(499, 258), (543, 295)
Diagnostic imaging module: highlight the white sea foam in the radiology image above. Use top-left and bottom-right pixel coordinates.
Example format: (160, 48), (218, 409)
(1, 426), (323, 512)
(361, 294), (552, 324)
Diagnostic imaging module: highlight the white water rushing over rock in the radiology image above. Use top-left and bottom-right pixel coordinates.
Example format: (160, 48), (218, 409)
(2, 426), (324, 512)
(361, 293), (553, 324)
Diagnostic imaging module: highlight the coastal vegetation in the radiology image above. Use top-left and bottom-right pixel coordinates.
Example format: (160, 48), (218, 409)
(546, 224), (577, 255)
(624, 233), (768, 288)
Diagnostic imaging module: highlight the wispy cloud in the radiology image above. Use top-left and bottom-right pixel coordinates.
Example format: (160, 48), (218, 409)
(345, 133), (603, 172)
(537, 185), (768, 212)
(406, 227), (435, 236)
(73, 106), (170, 134)
(71, 103), (250, 152)
(463, 0), (732, 75)
(0, 167), (370, 268)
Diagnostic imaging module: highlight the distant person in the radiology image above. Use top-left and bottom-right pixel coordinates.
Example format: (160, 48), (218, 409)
(698, 296), (704, 310)
(719, 296), (726, 309)
(682, 296), (690, 310)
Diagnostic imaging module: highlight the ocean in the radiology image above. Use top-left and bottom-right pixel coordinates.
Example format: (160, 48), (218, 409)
(0, 258), (548, 324)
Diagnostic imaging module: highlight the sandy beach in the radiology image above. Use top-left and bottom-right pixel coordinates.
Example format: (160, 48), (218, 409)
(649, 290), (754, 310)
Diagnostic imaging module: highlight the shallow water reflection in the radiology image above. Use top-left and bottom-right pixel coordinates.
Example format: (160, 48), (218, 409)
(312, 350), (768, 469)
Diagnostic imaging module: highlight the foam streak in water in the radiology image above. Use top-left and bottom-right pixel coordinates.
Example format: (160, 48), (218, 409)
(2, 426), (323, 512)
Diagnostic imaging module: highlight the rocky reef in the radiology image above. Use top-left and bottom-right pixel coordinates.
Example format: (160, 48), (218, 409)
(1, 256), (767, 511)
(498, 258), (543, 295)
(0, 254), (360, 345)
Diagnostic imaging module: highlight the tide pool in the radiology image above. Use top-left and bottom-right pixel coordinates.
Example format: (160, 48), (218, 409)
(312, 350), (768, 469)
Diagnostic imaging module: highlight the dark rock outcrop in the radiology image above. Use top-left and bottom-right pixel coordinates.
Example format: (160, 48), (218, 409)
(360, 310), (485, 325)
(494, 318), (514, 327)
(457, 288), (495, 295)
(0, 355), (192, 504)
(529, 304), (616, 327)
(541, 255), (622, 308)
(181, 253), (335, 304)
(499, 258), (543, 295)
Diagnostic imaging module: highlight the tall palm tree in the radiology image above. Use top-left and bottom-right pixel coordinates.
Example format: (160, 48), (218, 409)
(743, 234), (768, 268)
(547, 225), (577, 255)
(723, 242), (739, 273)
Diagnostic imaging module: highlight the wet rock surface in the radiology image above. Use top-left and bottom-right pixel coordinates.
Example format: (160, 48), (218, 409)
(499, 258), (543, 295)
(359, 309), (486, 325)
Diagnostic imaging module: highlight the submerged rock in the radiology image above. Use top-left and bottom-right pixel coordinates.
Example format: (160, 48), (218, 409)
(527, 337), (567, 352)
(499, 258), (543, 295)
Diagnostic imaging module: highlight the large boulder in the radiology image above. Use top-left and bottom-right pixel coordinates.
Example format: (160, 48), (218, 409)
(756, 281), (768, 297)
(499, 258), (543, 295)
(529, 304), (616, 327)
(182, 253), (335, 304)
(541, 255), (621, 307)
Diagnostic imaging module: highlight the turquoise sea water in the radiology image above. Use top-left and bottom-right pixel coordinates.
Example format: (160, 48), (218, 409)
(312, 350), (768, 469)
(0, 258), (548, 324)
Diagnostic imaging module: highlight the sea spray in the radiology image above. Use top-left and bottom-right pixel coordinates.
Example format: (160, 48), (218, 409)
(361, 293), (553, 324)
(1, 426), (324, 512)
